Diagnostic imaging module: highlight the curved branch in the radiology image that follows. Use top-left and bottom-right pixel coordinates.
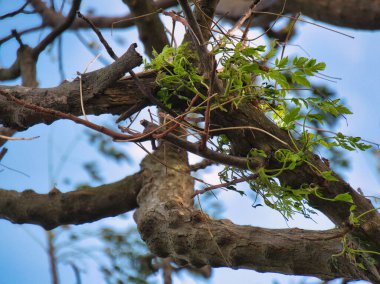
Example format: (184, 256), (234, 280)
(32, 0), (81, 57)
(134, 145), (375, 282)
(0, 172), (142, 230)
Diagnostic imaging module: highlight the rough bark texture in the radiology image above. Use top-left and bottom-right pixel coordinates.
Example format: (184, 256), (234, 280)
(217, 0), (380, 30)
(133, 144), (376, 281)
(0, 46), (149, 130)
(0, 172), (142, 230)
(25, 0), (380, 31)
(1, 0), (380, 282)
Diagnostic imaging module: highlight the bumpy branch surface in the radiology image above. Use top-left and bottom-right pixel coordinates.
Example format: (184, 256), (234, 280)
(0, 44), (148, 130)
(27, 0), (380, 32)
(1, 50), (380, 280)
(217, 0), (380, 30)
(133, 144), (375, 281)
(0, 172), (142, 230)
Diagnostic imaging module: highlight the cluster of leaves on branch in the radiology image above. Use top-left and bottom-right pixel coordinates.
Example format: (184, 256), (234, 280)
(146, 37), (372, 219)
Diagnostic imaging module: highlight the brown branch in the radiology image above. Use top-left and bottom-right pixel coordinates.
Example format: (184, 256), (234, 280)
(76, 11), (173, 118)
(77, 11), (118, 61)
(0, 172), (143, 230)
(0, 25), (45, 47)
(134, 145), (374, 282)
(189, 159), (214, 172)
(3, 92), (140, 141)
(0, 128), (16, 147)
(30, 0), (177, 30)
(0, 0), (31, 20)
(32, 0), (81, 57)
(192, 174), (259, 198)
(123, 0), (169, 58)
(141, 120), (264, 170)
(0, 147), (8, 161)
(0, 71), (154, 130)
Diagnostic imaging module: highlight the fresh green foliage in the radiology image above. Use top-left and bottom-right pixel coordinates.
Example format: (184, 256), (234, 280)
(148, 39), (371, 219)
(146, 44), (206, 109)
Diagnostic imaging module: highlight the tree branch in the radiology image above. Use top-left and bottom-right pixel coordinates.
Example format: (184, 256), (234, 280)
(30, 0), (177, 30)
(123, 0), (169, 58)
(0, 172), (142, 230)
(134, 144), (376, 282)
(217, 0), (380, 30)
(0, 45), (147, 130)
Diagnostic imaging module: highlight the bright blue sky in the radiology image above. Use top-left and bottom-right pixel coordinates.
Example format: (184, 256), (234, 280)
(1, 1), (380, 283)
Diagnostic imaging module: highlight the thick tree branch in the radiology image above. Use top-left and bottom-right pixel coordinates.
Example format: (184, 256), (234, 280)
(0, 172), (142, 230)
(27, 0), (380, 32)
(134, 145), (375, 282)
(217, 0), (380, 30)
(2, 55), (380, 278)
(0, 44), (147, 130)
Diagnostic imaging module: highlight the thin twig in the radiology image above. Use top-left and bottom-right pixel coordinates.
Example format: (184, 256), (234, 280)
(77, 11), (118, 61)
(209, 126), (289, 147)
(200, 59), (216, 150)
(189, 159), (214, 172)
(141, 120), (263, 170)
(192, 174), (258, 198)
(0, 24), (44, 46)
(111, 9), (163, 35)
(77, 11), (176, 117)
(251, 11), (354, 39)
(0, 134), (39, 141)
(0, 0), (31, 20)
(33, 0), (81, 56)
(0, 148), (8, 162)
(227, 0), (261, 36)
(3, 91), (142, 142)
(280, 13), (301, 60)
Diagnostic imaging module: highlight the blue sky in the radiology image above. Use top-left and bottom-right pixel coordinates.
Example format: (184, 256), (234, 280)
(1, 1), (380, 283)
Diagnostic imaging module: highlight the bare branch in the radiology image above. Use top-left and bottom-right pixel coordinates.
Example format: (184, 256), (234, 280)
(0, 45), (145, 129)
(0, 0), (31, 20)
(33, 0), (81, 57)
(0, 172), (142, 230)
(140, 120), (264, 170)
(30, 0), (177, 30)
(189, 159), (215, 172)
(123, 0), (169, 57)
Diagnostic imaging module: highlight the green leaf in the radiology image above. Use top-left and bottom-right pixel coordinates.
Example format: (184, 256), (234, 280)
(314, 62), (326, 71)
(283, 107), (301, 125)
(333, 192), (354, 203)
(321, 171), (339, 181)
(276, 57), (289, 68)
(291, 71), (311, 87)
(241, 62), (259, 73)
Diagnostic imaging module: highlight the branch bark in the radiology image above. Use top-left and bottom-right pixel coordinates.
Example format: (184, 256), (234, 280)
(0, 172), (142, 230)
(0, 44), (147, 130)
(217, 0), (380, 30)
(133, 144), (376, 282)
